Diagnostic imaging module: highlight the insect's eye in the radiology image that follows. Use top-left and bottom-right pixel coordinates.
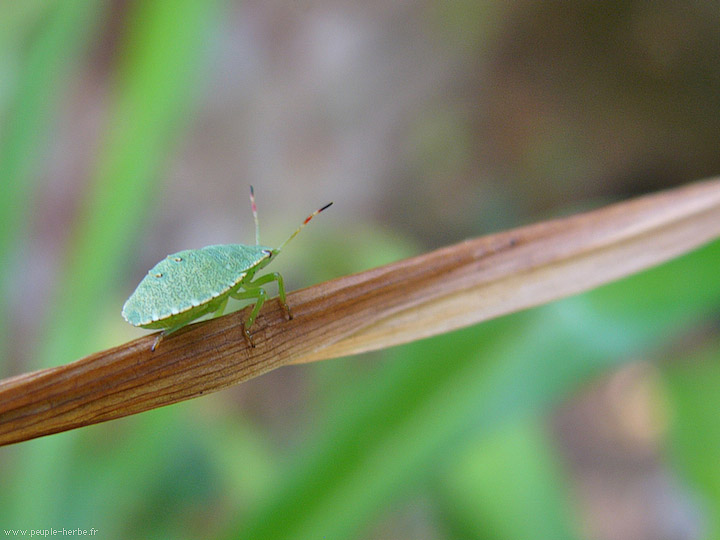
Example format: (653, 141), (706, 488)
(154, 273), (163, 278)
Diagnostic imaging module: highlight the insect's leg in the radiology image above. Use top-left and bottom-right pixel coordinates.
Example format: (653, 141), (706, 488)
(211, 295), (229, 318)
(152, 322), (188, 352)
(151, 304), (216, 352)
(230, 287), (268, 328)
(229, 287), (268, 347)
(244, 272), (292, 320)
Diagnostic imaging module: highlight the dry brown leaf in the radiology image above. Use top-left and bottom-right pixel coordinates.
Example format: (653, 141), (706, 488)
(1, 178), (719, 446)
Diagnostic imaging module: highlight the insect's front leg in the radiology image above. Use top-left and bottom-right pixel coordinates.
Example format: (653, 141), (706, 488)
(230, 286), (268, 347)
(244, 272), (292, 320)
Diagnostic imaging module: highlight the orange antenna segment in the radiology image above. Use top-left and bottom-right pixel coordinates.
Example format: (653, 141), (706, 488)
(276, 202), (333, 253)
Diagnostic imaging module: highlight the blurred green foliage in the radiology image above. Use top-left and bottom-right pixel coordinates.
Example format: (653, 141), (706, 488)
(0, 1), (106, 370)
(1, 2), (719, 540)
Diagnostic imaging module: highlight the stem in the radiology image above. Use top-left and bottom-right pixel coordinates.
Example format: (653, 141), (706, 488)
(1, 178), (720, 446)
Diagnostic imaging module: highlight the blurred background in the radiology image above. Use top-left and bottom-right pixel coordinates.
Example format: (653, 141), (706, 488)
(1, 1), (720, 538)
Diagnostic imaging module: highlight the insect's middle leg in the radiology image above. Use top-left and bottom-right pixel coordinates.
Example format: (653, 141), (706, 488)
(243, 272), (292, 319)
(229, 286), (268, 347)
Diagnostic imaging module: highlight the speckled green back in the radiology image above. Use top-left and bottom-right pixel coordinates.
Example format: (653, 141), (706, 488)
(122, 244), (271, 327)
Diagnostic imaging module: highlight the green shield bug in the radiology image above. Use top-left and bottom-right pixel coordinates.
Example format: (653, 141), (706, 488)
(122, 187), (332, 351)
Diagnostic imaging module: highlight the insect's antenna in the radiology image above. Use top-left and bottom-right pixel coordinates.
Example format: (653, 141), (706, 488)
(275, 201), (333, 254)
(249, 185), (260, 245)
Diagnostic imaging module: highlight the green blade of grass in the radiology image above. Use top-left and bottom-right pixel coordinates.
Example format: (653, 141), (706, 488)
(0, 1), (106, 371)
(438, 418), (578, 540)
(0, 0), (104, 262)
(661, 341), (720, 540)
(38, 0), (223, 368)
(0, 0), (225, 527)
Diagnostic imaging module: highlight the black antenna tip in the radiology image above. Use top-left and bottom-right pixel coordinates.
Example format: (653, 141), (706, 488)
(319, 202), (333, 212)
(250, 185), (255, 195)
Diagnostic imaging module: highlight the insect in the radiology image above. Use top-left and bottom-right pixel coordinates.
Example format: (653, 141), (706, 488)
(122, 187), (332, 351)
